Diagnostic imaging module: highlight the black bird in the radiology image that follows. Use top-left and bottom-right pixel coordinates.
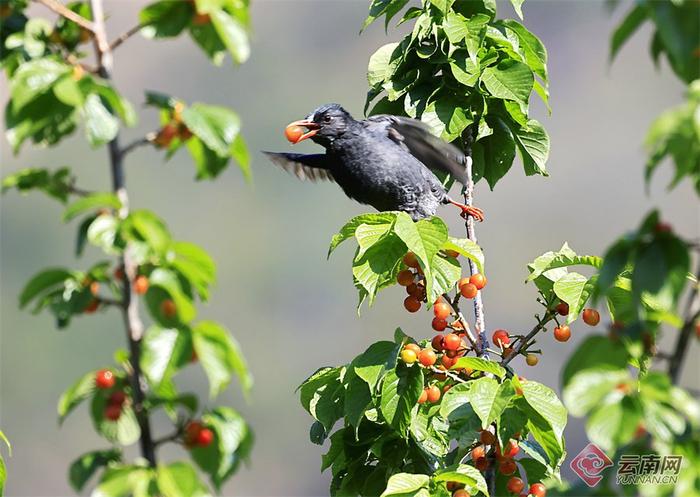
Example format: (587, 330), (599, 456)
(263, 104), (483, 222)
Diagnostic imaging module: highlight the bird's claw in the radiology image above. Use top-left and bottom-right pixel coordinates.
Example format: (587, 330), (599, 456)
(459, 205), (485, 222)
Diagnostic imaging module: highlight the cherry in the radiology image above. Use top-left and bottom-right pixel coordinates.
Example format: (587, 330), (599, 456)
(582, 308), (600, 326)
(404, 343), (421, 354)
(431, 335), (444, 351)
(196, 427), (214, 447)
(492, 330), (510, 347)
(84, 299), (99, 314)
(418, 349), (437, 367)
(460, 283), (478, 299)
(453, 490), (470, 497)
(471, 445), (486, 461)
(480, 430), (496, 445)
(654, 221), (672, 233)
(400, 349), (418, 364)
(404, 296), (421, 313)
(474, 457), (489, 471)
(113, 266), (125, 281)
(426, 385), (441, 403)
(526, 354), (538, 366)
(499, 459), (517, 475)
(443, 333), (461, 351)
(403, 252), (420, 269)
(555, 302), (569, 316)
(155, 123), (178, 148)
(417, 389), (428, 404)
(469, 273), (487, 290)
(192, 12), (211, 25)
(78, 28), (92, 43)
(506, 477), (525, 494)
(185, 421), (203, 442)
(108, 390), (126, 406)
(397, 269), (414, 286)
(133, 275), (149, 295)
(432, 317), (448, 332)
(95, 369), (115, 389)
(441, 355), (457, 369)
(178, 124), (193, 140)
(501, 347), (515, 359)
(434, 301), (452, 320)
(161, 299), (177, 318)
(442, 384), (452, 393)
(445, 249), (460, 258)
(446, 482), (463, 492)
(89, 281), (100, 296)
(529, 483), (546, 497)
(104, 404), (121, 421)
(553, 325), (571, 342)
(502, 439), (520, 458)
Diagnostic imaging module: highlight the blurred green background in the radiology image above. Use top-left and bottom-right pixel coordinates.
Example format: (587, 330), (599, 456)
(1, 1), (697, 495)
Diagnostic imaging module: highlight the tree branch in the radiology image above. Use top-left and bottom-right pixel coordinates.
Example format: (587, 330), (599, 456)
(668, 265), (700, 384)
(89, 0), (156, 468)
(460, 131), (488, 359)
(109, 23), (147, 51)
(501, 311), (555, 367)
(120, 132), (157, 159)
(34, 0), (94, 31)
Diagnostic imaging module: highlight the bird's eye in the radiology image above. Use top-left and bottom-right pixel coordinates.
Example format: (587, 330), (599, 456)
(323, 115), (332, 123)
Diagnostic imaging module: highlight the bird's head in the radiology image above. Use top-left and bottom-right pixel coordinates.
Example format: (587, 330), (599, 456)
(285, 103), (353, 146)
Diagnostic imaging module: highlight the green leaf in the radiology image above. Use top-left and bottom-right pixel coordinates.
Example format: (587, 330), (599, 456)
(352, 340), (400, 391)
(430, 255), (462, 299)
(63, 193), (121, 222)
(352, 230), (406, 305)
(145, 268), (196, 324)
(192, 320), (252, 398)
(156, 461), (210, 497)
(563, 369), (630, 417)
(91, 465), (153, 497)
(229, 133), (251, 182)
(468, 376), (501, 429)
(1, 166), (73, 203)
(439, 382), (472, 418)
(380, 473), (429, 497)
(586, 396), (642, 452)
(473, 116), (516, 189)
(58, 370), (97, 423)
(90, 393), (142, 446)
(480, 60), (534, 104)
(380, 365), (423, 434)
(553, 272), (596, 324)
(521, 380), (567, 443)
(140, 0), (194, 38)
(169, 241), (216, 301)
(19, 267), (72, 308)
(527, 243), (602, 282)
(368, 42), (400, 87)
(10, 57), (70, 110)
(141, 325), (191, 392)
(182, 103), (240, 157)
(513, 119), (549, 176)
(82, 93), (119, 146)
(69, 449), (121, 492)
(343, 371), (372, 431)
(452, 357), (505, 377)
(210, 8), (249, 64)
(328, 212), (397, 257)
(509, 0), (524, 19)
(434, 464), (488, 495)
(610, 4), (648, 62)
(562, 335), (629, 385)
(442, 237), (485, 273)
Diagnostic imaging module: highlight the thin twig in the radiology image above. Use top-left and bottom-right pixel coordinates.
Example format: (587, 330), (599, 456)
(34, 0), (94, 31)
(153, 426), (184, 447)
(501, 312), (555, 367)
(120, 132), (157, 159)
(429, 366), (469, 384)
(668, 265), (700, 383)
(109, 23), (147, 51)
(89, 0), (156, 468)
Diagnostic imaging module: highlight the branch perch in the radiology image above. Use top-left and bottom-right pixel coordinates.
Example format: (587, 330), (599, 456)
(34, 0), (94, 31)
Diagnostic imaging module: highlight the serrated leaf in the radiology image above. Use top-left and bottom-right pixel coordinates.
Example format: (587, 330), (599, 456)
(452, 357), (505, 377)
(63, 193), (121, 222)
(58, 370), (97, 423)
(480, 60), (534, 104)
(380, 473), (429, 497)
(19, 268), (72, 308)
(380, 366), (423, 434)
(521, 381), (567, 443)
(69, 449), (121, 492)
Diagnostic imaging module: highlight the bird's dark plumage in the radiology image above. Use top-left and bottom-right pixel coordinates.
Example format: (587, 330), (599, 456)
(264, 104), (483, 221)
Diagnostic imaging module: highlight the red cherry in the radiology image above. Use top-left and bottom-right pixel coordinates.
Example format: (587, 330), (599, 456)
(397, 269), (415, 287)
(480, 430), (496, 445)
(108, 390), (126, 406)
(160, 299), (177, 318)
(499, 459), (517, 475)
(95, 369), (115, 389)
(418, 349), (437, 367)
(434, 301), (452, 320)
(404, 296), (421, 313)
(432, 317), (448, 332)
(529, 483), (546, 497)
(196, 427), (214, 447)
(426, 385), (441, 403)
(553, 325), (571, 342)
(460, 283), (478, 299)
(555, 302), (569, 316)
(417, 389), (428, 404)
(469, 273), (487, 290)
(441, 355), (457, 369)
(506, 477), (525, 494)
(84, 299), (99, 314)
(403, 252), (420, 268)
(582, 308), (600, 326)
(431, 335), (444, 351)
(284, 124), (305, 143)
(453, 490), (470, 497)
(104, 404), (121, 421)
(443, 334), (462, 351)
(502, 439), (520, 458)
(471, 445), (486, 461)
(133, 275), (149, 295)
(474, 457), (489, 471)
(492, 329), (510, 347)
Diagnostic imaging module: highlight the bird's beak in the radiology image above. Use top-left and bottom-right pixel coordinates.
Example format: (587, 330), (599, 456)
(286, 119), (320, 144)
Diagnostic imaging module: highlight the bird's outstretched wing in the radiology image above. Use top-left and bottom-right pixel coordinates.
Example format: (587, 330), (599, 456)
(262, 152), (334, 182)
(365, 115), (467, 185)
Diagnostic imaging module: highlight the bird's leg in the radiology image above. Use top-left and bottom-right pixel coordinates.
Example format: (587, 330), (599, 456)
(448, 199), (485, 222)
